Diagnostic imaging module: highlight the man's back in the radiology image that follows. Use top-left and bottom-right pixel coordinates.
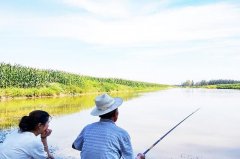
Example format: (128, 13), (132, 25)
(72, 94), (145, 159)
(73, 119), (134, 159)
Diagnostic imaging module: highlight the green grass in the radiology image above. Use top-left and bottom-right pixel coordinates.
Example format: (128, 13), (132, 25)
(216, 83), (240, 89)
(192, 84), (240, 89)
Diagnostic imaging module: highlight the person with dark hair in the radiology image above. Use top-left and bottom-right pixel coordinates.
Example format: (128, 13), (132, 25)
(0, 110), (54, 159)
(72, 93), (145, 159)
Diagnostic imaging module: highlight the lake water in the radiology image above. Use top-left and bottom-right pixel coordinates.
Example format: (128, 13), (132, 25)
(0, 88), (240, 159)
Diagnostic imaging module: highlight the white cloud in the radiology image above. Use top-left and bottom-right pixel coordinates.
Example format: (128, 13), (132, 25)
(1, 2), (239, 46)
(60, 0), (131, 18)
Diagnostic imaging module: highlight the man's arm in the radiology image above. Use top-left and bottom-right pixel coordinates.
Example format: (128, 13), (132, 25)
(72, 143), (76, 149)
(72, 128), (85, 151)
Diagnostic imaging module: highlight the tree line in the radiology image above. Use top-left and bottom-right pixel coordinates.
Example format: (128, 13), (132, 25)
(181, 79), (240, 87)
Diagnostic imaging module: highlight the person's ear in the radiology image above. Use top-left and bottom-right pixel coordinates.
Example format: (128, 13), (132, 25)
(113, 110), (119, 122)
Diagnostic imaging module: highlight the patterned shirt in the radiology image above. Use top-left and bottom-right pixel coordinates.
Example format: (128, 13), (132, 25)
(73, 119), (134, 159)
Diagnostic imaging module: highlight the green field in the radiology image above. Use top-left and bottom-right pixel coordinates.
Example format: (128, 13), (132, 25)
(0, 63), (170, 98)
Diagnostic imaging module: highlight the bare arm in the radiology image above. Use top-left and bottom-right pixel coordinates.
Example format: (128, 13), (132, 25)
(41, 129), (54, 159)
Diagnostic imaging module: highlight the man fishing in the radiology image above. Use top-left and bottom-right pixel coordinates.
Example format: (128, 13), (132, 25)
(72, 93), (145, 159)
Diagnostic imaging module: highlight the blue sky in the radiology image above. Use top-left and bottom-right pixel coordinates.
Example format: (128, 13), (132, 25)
(0, 0), (240, 84)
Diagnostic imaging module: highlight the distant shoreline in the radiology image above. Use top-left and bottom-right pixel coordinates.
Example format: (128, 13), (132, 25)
(181, 84), (240, 90)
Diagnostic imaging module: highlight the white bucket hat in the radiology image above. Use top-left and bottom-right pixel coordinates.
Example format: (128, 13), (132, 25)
(91, 93), (123, 116)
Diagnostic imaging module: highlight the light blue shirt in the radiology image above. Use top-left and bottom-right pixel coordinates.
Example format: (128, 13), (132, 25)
(73, 119), (134, 159)
(0, 130), (47, 159)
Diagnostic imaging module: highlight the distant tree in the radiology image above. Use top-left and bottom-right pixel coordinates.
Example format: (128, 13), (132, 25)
(181, 80), (194, 87)
(192, 79), (240, 86)
(199, 80), (207, 86)
(208, 79), (240, 85)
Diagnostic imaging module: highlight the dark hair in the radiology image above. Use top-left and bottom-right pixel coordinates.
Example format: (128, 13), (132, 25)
(19, 110), (50, 132)
(99, 109), (117, 119)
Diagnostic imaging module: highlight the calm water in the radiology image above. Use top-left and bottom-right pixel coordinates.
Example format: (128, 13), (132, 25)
(1, 88), (240, 159)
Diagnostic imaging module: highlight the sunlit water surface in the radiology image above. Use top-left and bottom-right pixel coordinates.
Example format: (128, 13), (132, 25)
(1, 89), (240, 159)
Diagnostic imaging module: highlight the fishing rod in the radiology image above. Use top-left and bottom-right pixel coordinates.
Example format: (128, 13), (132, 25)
(143, 108), (200, 155)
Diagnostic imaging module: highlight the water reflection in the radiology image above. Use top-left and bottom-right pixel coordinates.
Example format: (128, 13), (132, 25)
(0, 92), (140, 129)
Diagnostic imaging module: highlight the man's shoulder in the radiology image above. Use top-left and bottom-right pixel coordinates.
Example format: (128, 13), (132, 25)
(83, 121), (101, 130)
(115, 125), (130, 137)
(83, 121), (130, 137)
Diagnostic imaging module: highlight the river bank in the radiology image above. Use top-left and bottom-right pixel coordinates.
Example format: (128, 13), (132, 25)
(0, 86), (170, 101)
(0, 63), (170, 100)
(181, 84), (240, 90)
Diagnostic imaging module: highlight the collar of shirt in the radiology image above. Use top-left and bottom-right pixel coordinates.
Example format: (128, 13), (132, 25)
(99, 118), (115, 124)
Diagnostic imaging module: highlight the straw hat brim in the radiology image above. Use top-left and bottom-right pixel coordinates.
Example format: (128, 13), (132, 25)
(91, 97), (123, 116)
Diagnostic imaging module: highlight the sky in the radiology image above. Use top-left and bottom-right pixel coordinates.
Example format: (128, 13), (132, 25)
(0, 0), (240, 85)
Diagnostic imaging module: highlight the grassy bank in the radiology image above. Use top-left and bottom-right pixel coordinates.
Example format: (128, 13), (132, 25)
(0, 63), (170, 99)
(191, 83), (240, 89)
(216, 84), (240, 89)
(181, 79), (240, 90)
